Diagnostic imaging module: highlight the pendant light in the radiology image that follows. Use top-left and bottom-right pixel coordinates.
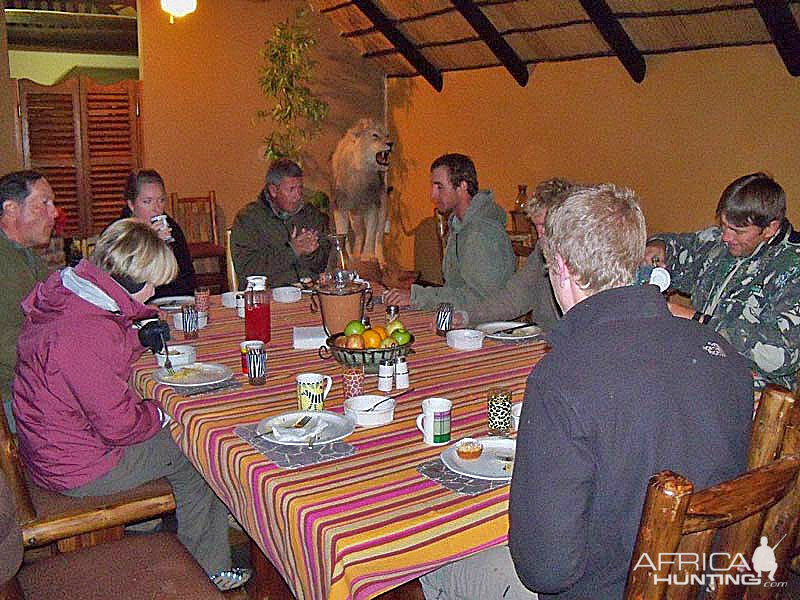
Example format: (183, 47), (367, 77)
(161, 0), (197, 24)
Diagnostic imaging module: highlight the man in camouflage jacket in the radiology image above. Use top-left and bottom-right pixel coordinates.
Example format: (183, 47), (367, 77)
(646, 173), (800, 391)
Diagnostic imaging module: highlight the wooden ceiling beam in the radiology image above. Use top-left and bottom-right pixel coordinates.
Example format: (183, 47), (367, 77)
(350, 0), (443, 91)
(450, 0), (529, 86)
(578, 0), (646, 83)
(754, 0), (800, 76)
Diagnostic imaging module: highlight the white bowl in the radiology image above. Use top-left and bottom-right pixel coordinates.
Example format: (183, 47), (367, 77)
(273, 286), (302, 303)
(154, 344), (196, 368)
(512, 403), (522, 431)
(221, 291), (238, 308)
(446, 329), (484, 351)
(344, 394), (396, 428)
(172, 312), (208, 331)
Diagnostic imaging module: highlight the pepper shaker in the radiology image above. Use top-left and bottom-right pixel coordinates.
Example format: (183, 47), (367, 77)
(377, 360), (394, 392)
(395, 356), (410, 389)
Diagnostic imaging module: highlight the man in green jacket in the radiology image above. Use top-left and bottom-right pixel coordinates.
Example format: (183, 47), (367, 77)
(384, 153), (515, 310)
(0, 170), (56, 430)
(231, 159), (330, 288)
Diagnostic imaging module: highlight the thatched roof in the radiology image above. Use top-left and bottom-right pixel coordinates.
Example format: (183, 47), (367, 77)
(311, 1), (800, 90)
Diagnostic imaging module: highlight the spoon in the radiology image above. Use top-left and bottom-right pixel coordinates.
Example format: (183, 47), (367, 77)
(365, 388), (414, 412)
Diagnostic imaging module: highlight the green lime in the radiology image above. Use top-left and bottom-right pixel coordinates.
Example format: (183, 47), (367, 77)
(343, 320), (366, 336)
(391, 329), (411, 345)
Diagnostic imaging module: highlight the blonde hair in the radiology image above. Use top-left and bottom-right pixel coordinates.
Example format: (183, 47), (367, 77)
(91, 219), (177, 287)
(543, 184), (646, 293)
(525, 178), (575, 219)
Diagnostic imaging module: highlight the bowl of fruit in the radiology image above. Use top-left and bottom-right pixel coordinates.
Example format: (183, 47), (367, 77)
(318, 319), (414, 373)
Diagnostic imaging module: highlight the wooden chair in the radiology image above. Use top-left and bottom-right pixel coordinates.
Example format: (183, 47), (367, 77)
(625, 384), (800, 600)
(225, 228), (238, 292)
(169, 191), (227, 293)
(0, 473), (223, 600)
(0, 412), (176, 553)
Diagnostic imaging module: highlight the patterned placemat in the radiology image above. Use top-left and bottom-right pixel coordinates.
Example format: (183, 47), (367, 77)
(417, 459), (510, 496)
(178, 379), (242, 396)
(234, 424), (356, 469)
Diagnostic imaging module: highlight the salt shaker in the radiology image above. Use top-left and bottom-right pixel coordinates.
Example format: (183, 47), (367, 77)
(394, 356), (409, 389)
(377, 360), (394, 392)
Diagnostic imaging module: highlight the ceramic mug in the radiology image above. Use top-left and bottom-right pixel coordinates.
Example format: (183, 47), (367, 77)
(416, 397), (452, 445)
(296, 373), (333, 411)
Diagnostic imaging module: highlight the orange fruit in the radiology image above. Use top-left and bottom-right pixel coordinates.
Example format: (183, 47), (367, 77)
(345, 334), (365, 350)
(362, 329), (382, 349)
(371, 325), (388, 340)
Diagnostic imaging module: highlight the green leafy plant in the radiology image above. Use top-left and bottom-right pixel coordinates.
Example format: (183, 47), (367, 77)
(257, 8), (329, 162)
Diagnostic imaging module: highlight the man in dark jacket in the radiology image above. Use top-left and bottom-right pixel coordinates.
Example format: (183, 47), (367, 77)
(420, 184), (754, 600)
(0, 170), (55, 432)
(231, 159), (330, 288)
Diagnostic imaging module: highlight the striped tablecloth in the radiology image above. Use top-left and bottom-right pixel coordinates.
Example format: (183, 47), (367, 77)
(132, 296), (548, 600)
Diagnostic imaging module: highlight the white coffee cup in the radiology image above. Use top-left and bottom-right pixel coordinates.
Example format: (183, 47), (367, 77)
(221, 291), (238, 308)
(416, 397), (452, 445)
(296, 373), (333, 411)
(511, 403), (522, 431)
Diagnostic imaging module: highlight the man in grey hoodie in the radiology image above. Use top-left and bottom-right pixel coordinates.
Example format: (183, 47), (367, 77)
(384, 154), (515, 310)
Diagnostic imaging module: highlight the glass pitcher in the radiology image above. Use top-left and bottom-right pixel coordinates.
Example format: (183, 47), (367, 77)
(325, 233), (356, 288)
(244, 283), (271, 344)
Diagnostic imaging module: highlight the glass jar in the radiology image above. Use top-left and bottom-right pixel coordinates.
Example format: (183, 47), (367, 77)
(326, 233), (355, 287)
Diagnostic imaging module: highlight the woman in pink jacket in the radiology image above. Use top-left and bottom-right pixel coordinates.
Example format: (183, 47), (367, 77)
(12, 219), (249, 591)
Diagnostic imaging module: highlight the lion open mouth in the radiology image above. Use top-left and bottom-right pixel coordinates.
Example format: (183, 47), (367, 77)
(375, 149), (391, 167)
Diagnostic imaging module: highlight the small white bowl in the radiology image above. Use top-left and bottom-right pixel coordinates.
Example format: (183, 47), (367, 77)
(273, 286), (302, 303)
(154, 344), (196, 368)
(446, 329), (484, 351)
(221, 291), (238, 308)
(512, 403), (522, 431)
(344, 394), (396, 428)
(172, 312), (208, 331)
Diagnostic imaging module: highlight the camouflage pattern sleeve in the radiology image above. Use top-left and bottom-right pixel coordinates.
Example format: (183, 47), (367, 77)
(648, 228), (721, 294)
(710, 260), (800, 390)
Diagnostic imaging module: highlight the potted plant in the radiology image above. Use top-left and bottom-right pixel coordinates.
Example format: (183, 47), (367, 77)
(257, 7), (329, 163)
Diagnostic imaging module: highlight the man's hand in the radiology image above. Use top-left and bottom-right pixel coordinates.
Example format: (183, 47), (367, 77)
(383, 288), (412, 307)
(290, 226), (319, 256)
(644, 241), (666, 266)
(667, 299), (695, 319)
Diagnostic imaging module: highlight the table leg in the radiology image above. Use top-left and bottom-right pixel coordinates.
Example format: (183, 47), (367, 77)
(246, 538), (424, 600)
(247, 539), (294, 600)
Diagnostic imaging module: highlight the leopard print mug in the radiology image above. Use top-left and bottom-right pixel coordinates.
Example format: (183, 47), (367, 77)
(487, 388), (513, 435)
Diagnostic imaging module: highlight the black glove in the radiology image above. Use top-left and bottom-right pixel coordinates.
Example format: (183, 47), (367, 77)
(138, 319), (171, 354)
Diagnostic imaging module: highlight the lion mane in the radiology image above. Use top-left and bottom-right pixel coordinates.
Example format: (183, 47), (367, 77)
(331, 118), (391, 213)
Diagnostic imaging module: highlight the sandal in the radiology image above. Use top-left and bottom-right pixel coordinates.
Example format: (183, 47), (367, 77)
(210, 567), (252, 591)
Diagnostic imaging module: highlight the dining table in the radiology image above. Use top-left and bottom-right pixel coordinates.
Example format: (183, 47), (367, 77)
(132, 294), (549, 600)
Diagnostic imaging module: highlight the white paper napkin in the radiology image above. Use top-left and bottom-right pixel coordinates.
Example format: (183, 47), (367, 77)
(293, 326), (328, 350)
(271, 418), (329, 442)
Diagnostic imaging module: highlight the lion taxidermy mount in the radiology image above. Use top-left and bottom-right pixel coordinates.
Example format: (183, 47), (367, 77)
(331, 118), (392, 267)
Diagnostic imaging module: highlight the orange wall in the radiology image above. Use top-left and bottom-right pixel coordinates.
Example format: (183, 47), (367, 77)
(0, 11), (21, 174)
(386, 46), (800, 269)
(138, 0), (384, 232)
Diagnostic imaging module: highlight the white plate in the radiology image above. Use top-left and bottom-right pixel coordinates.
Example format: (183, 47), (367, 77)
(440, 437), (516, 481)
(476, 321), (544, 342)
(149, 295), (195, 311)
(154, 362), (233, 387)
(256, 410), (355, 446)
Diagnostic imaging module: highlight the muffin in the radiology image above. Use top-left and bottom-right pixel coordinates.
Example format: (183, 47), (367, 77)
(456, 438), (484, 460)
